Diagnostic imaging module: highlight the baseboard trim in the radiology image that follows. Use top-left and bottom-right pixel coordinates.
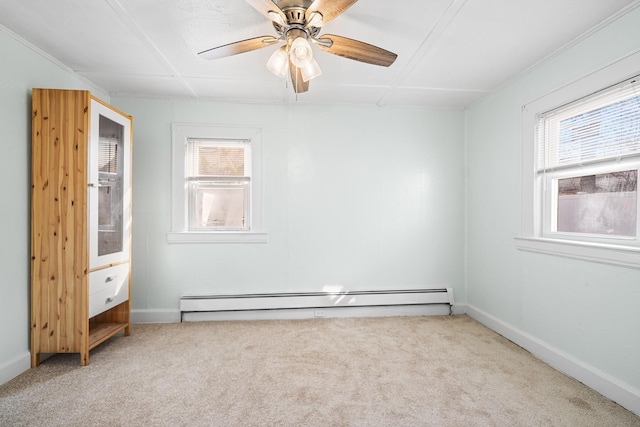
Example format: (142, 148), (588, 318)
(131, 309), (181, 323)
(466, 304), (640, 416)
(0, 351), (30, 386)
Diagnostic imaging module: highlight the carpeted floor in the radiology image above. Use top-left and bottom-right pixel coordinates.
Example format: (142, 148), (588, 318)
(1, 315), (638, 426)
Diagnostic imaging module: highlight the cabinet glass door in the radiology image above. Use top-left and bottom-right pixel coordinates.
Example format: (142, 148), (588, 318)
(89, 99), (131, 268)
(97, 115), (124, 255)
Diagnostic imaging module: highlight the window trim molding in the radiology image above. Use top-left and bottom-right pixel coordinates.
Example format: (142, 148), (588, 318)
(517, 50), (640, 268)
(515, 237), (640, 269)
(167, 231), (268, 244)
(169, 123), (267, 244)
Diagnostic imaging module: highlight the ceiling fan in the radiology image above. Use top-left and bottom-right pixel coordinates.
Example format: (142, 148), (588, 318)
(198, 0), (398, 94)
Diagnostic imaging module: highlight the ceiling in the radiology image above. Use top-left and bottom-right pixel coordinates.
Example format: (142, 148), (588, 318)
(1, 0), (638, 108)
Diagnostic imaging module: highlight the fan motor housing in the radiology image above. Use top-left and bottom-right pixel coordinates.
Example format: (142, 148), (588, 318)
(277, 0), (313, 25)
(276, 0), (314, 9)
(284, 7), (306, 26)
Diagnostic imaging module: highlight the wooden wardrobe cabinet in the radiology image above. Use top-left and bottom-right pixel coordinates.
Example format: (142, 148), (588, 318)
(31, 89), (133, 366)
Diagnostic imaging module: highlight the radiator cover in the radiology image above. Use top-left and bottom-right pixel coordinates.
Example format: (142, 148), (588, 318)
(180, 288), (453, 321)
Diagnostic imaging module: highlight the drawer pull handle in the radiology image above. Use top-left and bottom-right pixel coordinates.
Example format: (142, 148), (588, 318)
(105, 297), (114, 304)
(105, 276), (116, 283)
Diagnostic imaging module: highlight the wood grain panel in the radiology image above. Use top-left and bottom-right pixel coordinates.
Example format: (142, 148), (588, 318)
(31, 89), (90, 366)
(31, 89), (131, 367)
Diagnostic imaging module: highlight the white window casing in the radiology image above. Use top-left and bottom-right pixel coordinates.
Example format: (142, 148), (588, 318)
(518, 51), (640, 269)
(168, 123), (267, 243)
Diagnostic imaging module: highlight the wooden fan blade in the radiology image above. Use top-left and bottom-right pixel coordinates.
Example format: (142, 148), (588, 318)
(198, 36), (278, 60)
(306, 0), (358, 26)
(245, 0), (287, 23)
(289, 62), (309, 93)
(317, 34), (397, 66)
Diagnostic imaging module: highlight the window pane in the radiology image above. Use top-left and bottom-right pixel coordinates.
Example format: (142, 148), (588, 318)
(196, 146), (245, 176)
(557, 170), (637, 236)
(558, 95), (640, 164)
(537, 76), (640, 171)
(193, 185), (247, 229)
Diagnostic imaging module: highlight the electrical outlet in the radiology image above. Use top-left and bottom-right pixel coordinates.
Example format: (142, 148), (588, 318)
(314, 310), (325, 318)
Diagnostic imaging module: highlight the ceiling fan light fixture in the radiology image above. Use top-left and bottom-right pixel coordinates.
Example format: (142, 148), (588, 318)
(201, 0), (398, 94)
(306, 11), (323, 28)
(301, 58), (322, 82)
(289, 36), (313, 68)
(266, 46), (289, 78)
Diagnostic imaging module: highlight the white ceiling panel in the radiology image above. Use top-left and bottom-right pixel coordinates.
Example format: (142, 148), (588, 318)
(186, 75), (292, 102)
(402, 0), (638, 91)
(287, 82), (393, 106)
(0, 1), (169, 75)
(79, 73), (197, 99)
(385, 88), (491, 109)
(1, 0), (637, 108)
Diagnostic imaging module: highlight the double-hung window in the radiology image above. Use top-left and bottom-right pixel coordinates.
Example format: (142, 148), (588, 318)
(537, 76), (640, 245)
(169, 124), (266, 243)
(518, 53), (640, 268)
(187, 139), (251, 231)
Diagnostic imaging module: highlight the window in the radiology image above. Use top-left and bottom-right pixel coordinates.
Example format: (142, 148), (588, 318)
(517, 52), (640, 268)
(169, 124), (266, 243)
(187, 140), (251, 231)
(537, 76), (640, 245)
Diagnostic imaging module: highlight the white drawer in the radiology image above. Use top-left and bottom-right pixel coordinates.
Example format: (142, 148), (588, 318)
(89, 264), (130, 318)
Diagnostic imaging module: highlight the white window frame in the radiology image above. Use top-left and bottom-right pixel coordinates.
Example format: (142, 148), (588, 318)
(517, 52), (640, 269)
(168, 123), (267, 243)
(187, 139), (251, 232)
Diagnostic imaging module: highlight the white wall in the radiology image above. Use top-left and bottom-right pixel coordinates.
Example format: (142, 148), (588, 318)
(2, 6), (639, 415)
(0, 24), (465, 384)
(109, 97), (466, 316)
(0, 27), (108, 383)
(465, 5), (640, 406)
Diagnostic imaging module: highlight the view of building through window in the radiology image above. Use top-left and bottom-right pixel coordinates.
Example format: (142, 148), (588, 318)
(557, 170), (637, 236)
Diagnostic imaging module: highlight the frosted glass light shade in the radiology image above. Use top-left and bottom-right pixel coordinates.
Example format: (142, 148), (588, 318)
(306, 11), (323, 27)
(266, 46), (289, 78)
(289, 37), (313, 68)
(301, 58), (322, 82)
(268, 11), (286, 26)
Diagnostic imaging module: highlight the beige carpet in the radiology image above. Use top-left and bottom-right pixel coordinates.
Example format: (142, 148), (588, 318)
(1, 315), (638, 426)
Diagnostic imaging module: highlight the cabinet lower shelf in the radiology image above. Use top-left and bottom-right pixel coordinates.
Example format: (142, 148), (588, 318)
(89, 322), (129, 350)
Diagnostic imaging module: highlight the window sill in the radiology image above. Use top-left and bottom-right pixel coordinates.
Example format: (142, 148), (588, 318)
(167, 231), (268, 244)
(514, 237), (640, 269)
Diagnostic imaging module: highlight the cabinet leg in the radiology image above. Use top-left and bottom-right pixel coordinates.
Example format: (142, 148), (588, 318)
(31, 352), (40, 368)
(124, 324), (131, 336)
(80, 351), (89, 366)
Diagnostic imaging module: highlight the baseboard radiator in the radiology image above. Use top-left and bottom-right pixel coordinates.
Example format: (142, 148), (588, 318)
(180, 288), (454, 322)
